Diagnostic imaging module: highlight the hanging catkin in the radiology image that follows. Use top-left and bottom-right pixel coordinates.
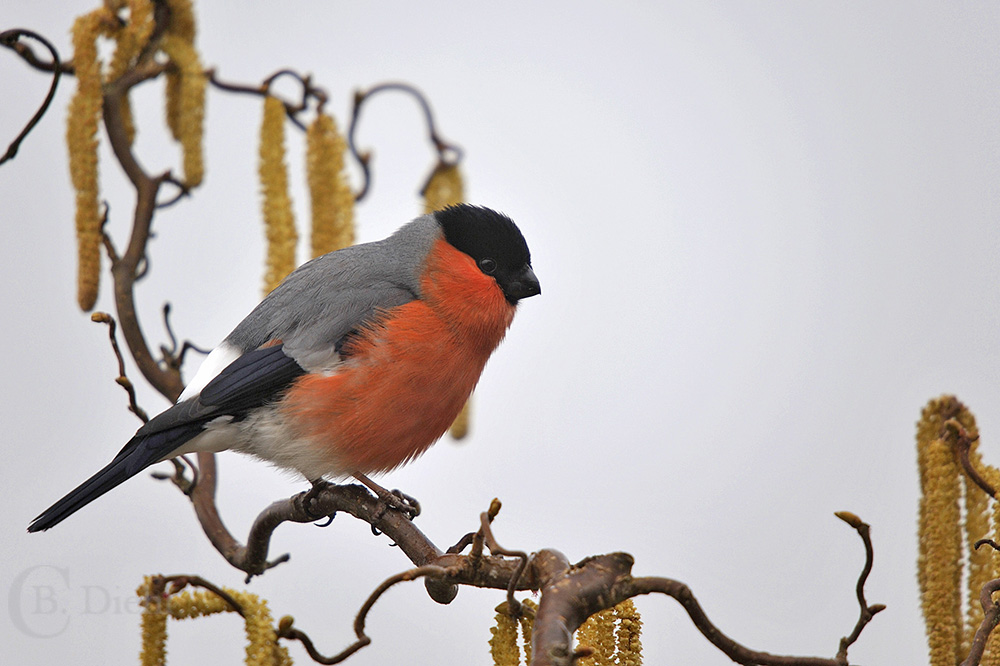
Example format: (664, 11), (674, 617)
(106, 0), (154, 146)
(306, 111), (354, 258)
(259, 95), (297, 295)
(66, 8), (115, 311)
(159, 34), (205, 187)
(161, 0), (205, 187)
(917, 397), (966, 666)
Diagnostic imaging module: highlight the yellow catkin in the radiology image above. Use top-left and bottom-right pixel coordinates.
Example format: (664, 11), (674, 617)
(490, 604), (521, 666)
(163, 0), (197, 138)
(139, 599), (168, 663)
(448, 400), (471, 440)
(917, 397), (965, 666)
(106, 0), (153, 79)
(137, 578), (291, 666)
(164, 0), (196, 42)
(67, 8), (116, 312)
(306, 112), (355, 258)
(519, 599), (537, 665)
(105, 0), (153, 146)
(577, 607), (616, 666)
(422, 162), (465, 214)
(159, 33), (205, 187)
(259, 95), (298, 295)
(164, 0), (196, 134)
(614, 599), (643, 666)
(162, 0), (195, 157)
(137, 577), (168, 666)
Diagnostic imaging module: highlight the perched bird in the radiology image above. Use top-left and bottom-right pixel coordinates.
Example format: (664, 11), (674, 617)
(29, 204), (540, 532)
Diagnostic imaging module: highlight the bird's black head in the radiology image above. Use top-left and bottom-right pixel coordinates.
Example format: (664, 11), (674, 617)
(435, 204), (541, 304)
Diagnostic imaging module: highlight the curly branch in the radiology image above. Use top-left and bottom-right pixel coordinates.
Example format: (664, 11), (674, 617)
(833, 511), (885, 662)
(348, 81), (463, 202)
(2, 26), (73, 74)
(962, 578), (1000, 666)
(528, 512), (883, 666)
(90, 311), (150, 423)
(945, 418), (996, 498)
(279, 565), (453, 664)
(0, 29), (62, 165)
(207, 67), (327, 130)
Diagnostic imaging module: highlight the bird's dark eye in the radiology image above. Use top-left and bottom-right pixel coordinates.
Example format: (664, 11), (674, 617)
(479, 258), (497, 275)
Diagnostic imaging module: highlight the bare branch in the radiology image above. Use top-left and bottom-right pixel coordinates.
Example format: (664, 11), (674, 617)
(278, 565), (454, 664)
(348, 82), (463, 202)
(478, 499), (529, 615)
(101, 70), (184, 400)
(90, 311), (149, 423)
(834, 511), (885, 662)
(207, 67), (328, 131)
(160, 574), (247, 618)
(944, 418), (996, 498)
(2, 27), (72, 74)
(961, 578), (1000, 666)
(0, 29), (62, 165)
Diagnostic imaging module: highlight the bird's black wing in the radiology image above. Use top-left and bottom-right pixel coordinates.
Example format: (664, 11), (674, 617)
(28, 345), (307, 532)
(137, 344), (307, 437)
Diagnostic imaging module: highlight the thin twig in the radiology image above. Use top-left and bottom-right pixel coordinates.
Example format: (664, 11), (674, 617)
(479, 499), (529, 616)
(834, 511), (885, 663)
(2, 27), (72, 74)
(0, 29), (62, 165)
(154, 176), (191, 208)
(159, 303), (209, 376)
(278, 565), (453, 664)
(945, 418), (996, 498)
(348, 81), (463, 202)
(627, 575), (839, 666)
(90, 312), (150, 423)
(160, 574), (247, 618)
(207, 67), (328, 131)
(962, 578), (1000, 666)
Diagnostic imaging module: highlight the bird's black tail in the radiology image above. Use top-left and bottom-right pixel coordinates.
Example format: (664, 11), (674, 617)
(28, 423), (204, 532)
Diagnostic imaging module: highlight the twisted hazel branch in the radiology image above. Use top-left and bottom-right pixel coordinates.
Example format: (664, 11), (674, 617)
(477, 499), (530, 615)
(278, 565), (454, 664)
(833, 511), (885, 662)
(90, 311), (149, 423)
(202, 483), (444, 581)
(0, 29), (62, 165)
(101, 58), (183, 400)
(206, 68), (327, 131)
(944, 418), (996, 499)
(157, 574), (247, 618)
(348, 81), (464, 202)
(529, 512), (883, 666)
(961, 578), (1000, 666)
(2, 27), (73, 74)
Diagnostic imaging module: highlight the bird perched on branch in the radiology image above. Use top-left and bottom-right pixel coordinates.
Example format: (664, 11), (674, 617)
(29, 204), (540, 532)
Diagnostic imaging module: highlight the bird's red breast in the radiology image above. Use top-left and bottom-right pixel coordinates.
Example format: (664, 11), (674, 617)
(282, 237), (516, 475)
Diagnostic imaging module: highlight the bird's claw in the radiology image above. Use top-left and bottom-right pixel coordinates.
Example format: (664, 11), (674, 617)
(352, 472), (420, 521)
(386, 489), (421, 520)
(369, 488), (421, 523)
(297, 479), (337, 525)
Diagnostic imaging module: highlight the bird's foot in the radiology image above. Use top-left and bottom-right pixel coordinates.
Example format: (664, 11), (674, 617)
(297, 479), (337, 526)
(353, 472), (421, 521)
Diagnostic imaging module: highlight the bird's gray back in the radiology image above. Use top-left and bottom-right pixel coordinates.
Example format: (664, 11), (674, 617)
(224, 216), (441, 362)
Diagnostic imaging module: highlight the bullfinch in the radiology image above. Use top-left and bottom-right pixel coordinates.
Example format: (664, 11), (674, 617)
(29, 204), (540, 532)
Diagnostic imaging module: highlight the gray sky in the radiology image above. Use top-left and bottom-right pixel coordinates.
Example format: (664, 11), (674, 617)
(4, 2), (1000, 664)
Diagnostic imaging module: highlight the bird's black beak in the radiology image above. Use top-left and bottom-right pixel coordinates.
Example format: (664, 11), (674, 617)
(503, 266), (541, 304)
